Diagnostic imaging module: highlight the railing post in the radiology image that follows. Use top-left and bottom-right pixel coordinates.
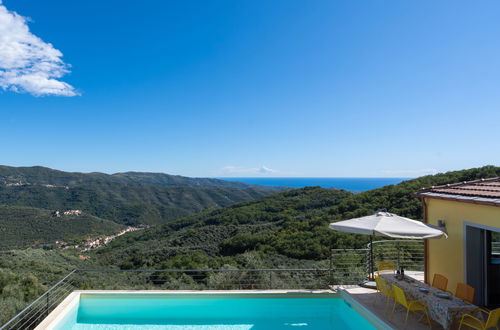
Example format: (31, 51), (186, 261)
(397, 242), (401, 268)
(329, 250), (333, 285)
(46, 291), (50, 316)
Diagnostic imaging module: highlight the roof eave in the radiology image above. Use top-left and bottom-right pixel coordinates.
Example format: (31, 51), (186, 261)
(414, 191), (500, 207)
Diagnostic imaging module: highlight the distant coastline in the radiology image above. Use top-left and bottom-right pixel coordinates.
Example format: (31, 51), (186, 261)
(218, 177), (409, 192)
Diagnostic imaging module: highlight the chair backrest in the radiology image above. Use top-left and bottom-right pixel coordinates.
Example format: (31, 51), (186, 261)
(485, 308), (500, 329)
(376, 277), (391, 295)
(377, 261), (396, 276)
(392, 285), (408, 308)
(455, 283), (474, 304)
(375, 276), (384, 291)
(432, 273), (448, 291)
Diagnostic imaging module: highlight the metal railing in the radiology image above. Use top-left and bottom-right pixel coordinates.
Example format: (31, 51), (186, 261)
(492, 241), (500, 254)
(0, 270), (78, 330)
(1, 268), (330, 330)
(371, 239), (424, 271)
(329, 239), (424, 285)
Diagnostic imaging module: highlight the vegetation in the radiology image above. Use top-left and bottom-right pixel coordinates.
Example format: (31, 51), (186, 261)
(0, 269), (46, 324)
(0, 165), (282, 227)
(0, 249), (88, 324)
(1, 165), (500, 325)
(0, 205), (123, 249)
(0, 165), (275, 189)
(96, 165), (500, 270)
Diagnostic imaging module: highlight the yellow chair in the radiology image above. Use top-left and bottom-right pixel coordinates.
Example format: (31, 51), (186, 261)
(392, 285), (431, 328)
(459, 307), (500, 330)
(374, 276), (394, 311)
(377, 261), (396, 276)
(432, 273), (448, 291)
(455, 283), (475, 304)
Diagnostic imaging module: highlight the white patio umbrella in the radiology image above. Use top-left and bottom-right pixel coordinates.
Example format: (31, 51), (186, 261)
(329, 211), (447, 279)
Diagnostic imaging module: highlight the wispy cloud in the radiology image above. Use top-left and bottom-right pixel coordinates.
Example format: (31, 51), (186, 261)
(0, 1), (78, 96)
(382, 168), (438, 177)
(220, 165), (281, 176)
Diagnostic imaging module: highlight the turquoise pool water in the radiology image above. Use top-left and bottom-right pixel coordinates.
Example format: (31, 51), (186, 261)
(57, 294), (376, 329)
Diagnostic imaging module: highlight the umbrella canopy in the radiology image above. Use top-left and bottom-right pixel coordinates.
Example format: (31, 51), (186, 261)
(329, 211), (447, 239)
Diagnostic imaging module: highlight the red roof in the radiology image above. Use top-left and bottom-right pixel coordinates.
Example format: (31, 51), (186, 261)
(415, 177), (500, 205)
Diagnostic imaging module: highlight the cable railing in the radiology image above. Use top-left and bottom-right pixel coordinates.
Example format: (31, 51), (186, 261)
(0, 270), (78, 330)
(1, 239), (424, 329)
(492, 241), (500, 254)
(329, 239), (424, 285)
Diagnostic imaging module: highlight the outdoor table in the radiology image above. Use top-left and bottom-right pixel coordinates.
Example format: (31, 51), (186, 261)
(381, 274), (477, 329)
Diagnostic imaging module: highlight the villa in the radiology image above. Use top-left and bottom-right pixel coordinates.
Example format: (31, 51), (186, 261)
(415, 178), (500, 308)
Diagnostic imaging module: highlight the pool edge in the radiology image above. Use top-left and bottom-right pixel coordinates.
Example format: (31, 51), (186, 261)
(36, 289), (391, 330)
(35, 291), (80, 330)
(339, 289), (394, 330)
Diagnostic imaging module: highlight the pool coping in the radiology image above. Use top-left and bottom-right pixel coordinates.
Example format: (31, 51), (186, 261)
(36, 289), (392, 330)
(339, 288), (394, 330)
(35, 291), (80, 330)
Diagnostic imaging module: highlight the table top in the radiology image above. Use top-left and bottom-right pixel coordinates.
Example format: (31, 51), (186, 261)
(380, 273), (477, 329)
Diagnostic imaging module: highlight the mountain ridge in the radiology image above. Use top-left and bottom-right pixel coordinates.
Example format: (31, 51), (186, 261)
(0, 165), (285, 228)
(94, 165), (500, 269)
(0, 165), (275, 189)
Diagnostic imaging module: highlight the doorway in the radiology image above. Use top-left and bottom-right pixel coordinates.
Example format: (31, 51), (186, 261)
(465, 224), (500, 307)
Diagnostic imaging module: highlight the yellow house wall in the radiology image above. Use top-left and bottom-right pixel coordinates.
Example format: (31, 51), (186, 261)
(425, 198), (500, 291)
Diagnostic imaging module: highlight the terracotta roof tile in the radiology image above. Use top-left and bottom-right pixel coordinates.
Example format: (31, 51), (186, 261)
(415, 177), (500, 205)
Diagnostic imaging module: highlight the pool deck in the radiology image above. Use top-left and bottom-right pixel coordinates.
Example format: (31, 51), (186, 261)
(338, 271), (446, 330)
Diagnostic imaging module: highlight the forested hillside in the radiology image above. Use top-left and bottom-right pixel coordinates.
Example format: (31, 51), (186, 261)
(95, 165), (500, 270)
(0, 166), (283, 226)
(0, 205), (124, 248)
(0, 249), (88, 322)
(0, 166), (266, 189)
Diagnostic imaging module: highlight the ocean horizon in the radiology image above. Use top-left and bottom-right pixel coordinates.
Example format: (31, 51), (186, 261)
(218, 177), (409, 192)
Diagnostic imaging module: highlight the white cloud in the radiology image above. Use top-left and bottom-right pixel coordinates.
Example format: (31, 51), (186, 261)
(382, 168), (438, 177)
(0, 2), (78, 96)
(258, 166), (278, 174)
(220, 165), (280, 176)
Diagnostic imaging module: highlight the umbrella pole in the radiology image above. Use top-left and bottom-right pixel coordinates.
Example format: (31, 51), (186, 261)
(370, 235), (374, 280)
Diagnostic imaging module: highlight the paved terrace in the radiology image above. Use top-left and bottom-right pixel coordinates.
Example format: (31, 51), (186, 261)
(338, 272), (447, 330)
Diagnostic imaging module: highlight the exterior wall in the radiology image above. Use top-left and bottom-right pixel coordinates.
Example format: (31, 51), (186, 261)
(424, 197), (500, 291)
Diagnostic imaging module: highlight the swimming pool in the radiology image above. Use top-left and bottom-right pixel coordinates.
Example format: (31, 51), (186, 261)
(37, 291), (389, 329)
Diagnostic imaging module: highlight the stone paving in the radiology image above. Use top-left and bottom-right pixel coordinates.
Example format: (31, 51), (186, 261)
(340, 272), (448, 330)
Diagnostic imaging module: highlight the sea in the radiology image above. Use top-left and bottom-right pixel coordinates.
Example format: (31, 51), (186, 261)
(219, 177), (408, 192)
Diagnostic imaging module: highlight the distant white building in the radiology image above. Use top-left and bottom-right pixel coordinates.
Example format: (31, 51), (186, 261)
(63, 210), (82, 216)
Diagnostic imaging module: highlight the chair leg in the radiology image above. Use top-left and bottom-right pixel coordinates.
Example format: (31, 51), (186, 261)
(405, 308), (410, 328)
(391, 301), (397, 318)
(425, 311), (431, 329)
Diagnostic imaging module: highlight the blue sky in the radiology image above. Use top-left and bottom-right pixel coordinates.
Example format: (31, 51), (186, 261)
(1, 0), (499, 177)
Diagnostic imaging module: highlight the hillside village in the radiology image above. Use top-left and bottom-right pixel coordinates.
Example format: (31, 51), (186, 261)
(54, 226), (144, 254)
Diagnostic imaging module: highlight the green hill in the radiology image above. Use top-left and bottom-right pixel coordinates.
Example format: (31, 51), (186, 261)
(0, 205), (124, 248)
(95, 165), (500, 269)
(1, 165), (500, 325)
(0, 165), (267, 189)
(0, 166), (283, 226)
(0, 249), (90, 323)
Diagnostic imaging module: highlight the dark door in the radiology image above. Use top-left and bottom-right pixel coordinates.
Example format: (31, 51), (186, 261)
(487, 231), (500, 307)
(466, 226), (486, 306)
